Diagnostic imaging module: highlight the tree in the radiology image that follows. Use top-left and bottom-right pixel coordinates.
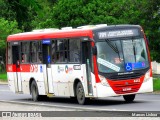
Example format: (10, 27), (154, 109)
(0, 0), (15, 20)
(5, 0), (41, 31)
(31, 0), (57, 29)
(51, 0), (160, 61)
(51, 0), (122, 28)
(0, 0), (160, 62)
(0, 18), (21, 62)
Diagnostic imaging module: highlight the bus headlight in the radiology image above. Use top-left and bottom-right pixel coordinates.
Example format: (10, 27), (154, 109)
(144, 70), (151, 83)
(98, 75), (110, 87)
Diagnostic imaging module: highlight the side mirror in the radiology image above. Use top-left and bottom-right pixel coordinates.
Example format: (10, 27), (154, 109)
(92, 46), (97, 55)
(81, 38), (95, 42)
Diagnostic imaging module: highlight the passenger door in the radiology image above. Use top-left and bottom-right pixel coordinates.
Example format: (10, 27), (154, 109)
(82, 41), (93, 96)
(12, 43), (22, 92)
(42, 40), (54, 93)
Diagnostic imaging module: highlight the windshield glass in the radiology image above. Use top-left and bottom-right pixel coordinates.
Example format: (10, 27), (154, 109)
(96, 38), (149, 73)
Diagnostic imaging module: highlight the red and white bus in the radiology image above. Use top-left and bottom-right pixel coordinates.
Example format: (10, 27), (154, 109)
(7, 24), (153, 104)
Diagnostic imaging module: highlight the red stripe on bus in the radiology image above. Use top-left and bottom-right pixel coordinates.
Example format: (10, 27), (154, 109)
(91, 38), (101, 83)
(7, 64), (17, 72)
(7, 64), (33, 72)
(93, 55), (100, 83)
(7, 30), (93, 41)
(20, 64), (31, 72)
(141, 27), (152, 77)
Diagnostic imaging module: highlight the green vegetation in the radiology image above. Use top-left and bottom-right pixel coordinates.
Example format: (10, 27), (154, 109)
(0, 73), (7, 81)
(0, 0), (159, 63)
(153, 78), (160, 91)
(0, 18), (21, 61)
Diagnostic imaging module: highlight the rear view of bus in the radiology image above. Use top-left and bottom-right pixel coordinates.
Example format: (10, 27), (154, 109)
(92, 25), (153, 102)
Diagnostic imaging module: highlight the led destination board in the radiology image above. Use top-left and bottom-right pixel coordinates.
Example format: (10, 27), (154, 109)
(98, 29), (139, 39)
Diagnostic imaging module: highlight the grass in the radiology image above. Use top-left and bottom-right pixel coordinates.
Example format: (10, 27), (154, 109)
(0, 72), (7, 81)
(153, 78), (160, 91)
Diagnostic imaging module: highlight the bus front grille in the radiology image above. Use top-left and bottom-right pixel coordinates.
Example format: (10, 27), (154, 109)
(107, 73), (144, 80)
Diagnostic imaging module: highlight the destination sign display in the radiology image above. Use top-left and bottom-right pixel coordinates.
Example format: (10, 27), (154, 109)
(98, 29), (139, 39)
(42, 39), (51, 44)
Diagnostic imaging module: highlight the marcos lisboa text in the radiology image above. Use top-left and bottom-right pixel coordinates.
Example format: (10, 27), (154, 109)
(132, 112), (158, 117)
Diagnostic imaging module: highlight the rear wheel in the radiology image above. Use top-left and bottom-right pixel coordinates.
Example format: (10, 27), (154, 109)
(76, 82), (88, 105)
(31, 81), (41, 101)
(123, 94), (136, 103)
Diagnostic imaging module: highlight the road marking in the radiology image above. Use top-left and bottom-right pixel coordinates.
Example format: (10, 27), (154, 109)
(0, 100), (129, 111)
(136, 99), (160, 102)
(0, 90), (11, 92)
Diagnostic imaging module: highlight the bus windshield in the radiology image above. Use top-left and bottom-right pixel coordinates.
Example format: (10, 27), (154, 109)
(96, 38), (149, 73)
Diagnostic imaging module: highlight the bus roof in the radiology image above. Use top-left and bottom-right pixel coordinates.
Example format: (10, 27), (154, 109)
(7, 28), (94, 41)
(7, 24), (141, 41)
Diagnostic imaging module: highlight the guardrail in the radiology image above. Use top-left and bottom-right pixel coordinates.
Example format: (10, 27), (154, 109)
(152, 61), (160, 75)
(153, 74), (160, 79)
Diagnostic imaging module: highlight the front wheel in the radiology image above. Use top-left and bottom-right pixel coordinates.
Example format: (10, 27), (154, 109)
(123, 94), (136, 103)
(31, 81), (41, 101)
(76, 82), (88, 105)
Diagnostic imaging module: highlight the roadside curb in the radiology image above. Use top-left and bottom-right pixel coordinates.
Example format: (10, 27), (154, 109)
(0, 81), (8, 85)
(147, 91), (160, 95)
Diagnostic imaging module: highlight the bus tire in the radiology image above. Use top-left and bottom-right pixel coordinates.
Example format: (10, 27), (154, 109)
(76, 82), (88, 105)
(31, 81), (41, 102)
(123, 94), (136, 103)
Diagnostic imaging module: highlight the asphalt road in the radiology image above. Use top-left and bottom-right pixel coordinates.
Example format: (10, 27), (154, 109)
(0, 84), (160, 112)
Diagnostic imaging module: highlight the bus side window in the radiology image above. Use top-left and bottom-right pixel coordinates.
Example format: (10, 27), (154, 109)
(69, 39), (80, 63)
(21, 42), (30, 63)
(8, 42), (12, 64)
(30, 41), (38, 63)
(21, 53), (25, 63)
(56, 39), (66, 63)
(37, 41), (42, 63)
(51, 40), (56, 63)
(38, 52), (42, 63)
(64, 40), (69, 62)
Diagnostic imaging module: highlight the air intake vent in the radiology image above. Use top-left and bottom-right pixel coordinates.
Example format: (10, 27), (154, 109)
(77, 25), (95, 29)
(108, 72), (144, 80)
(61, 27), (73, 30)
(95, 24), (107, 27)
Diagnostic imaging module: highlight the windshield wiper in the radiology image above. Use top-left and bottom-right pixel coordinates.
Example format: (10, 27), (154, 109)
(105, 39), (121, 62)
(132, 38), (137, 62)
(105, 39), (118, 53)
